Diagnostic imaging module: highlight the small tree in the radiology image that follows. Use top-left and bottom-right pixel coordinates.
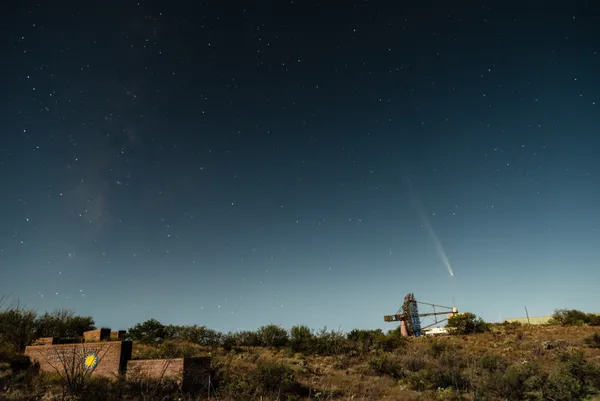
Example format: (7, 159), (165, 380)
(289, 325), (314, 353)
(234, 330), (262, 347)
(312, 327), (347, 355)
(447, 312), (488, 335)
(548, 309), (589, 326)
(584, 333), (600, 349)
(347, 329), (383, 353)
(587, 314), (600, 326)
(35, 309), (95, 338)
(0, 302), (38, 353)
(372, 329), (408, 352)
(257, 324), (288, 347)
(128, 319), (167, 344)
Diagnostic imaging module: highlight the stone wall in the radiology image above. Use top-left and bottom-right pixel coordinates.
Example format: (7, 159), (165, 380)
(24, 341), (132, 378)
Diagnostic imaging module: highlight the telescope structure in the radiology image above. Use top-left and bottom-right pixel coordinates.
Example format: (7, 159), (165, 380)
(384, 293), (458, 337)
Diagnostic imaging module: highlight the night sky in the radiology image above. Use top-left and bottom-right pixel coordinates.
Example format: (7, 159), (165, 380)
(1, 1), (599, 333)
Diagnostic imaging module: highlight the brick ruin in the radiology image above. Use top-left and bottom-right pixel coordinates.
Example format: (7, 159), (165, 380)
(24, 328), (211, 392)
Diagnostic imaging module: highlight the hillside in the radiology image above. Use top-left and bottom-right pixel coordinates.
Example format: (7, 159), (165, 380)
(2, 322), (600, 400)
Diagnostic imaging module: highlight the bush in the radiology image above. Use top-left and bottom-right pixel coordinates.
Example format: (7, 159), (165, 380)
(217, 373), (255, 401)
(560, 350), (600, 393)
(372, 330), (408, 353)
(428, 341), (450, 358)
(347, 329), (382, 352)
(406, 365), (469, 392)
(0, 304), (37, 353)
(493, 362), (544, 400)
(312, 327), (348, 355)
(548, 309), (600, 326)
(35, 309), (95, 339)
(400, 354), (427, 372)
(289, 325), (314, 353)
(252, 362), (297, 393)
(543, 371), (583, 401)
(233, 330), (262, 347)
(584, 332), (600, 349)
(127, 319), (167, 344)
(478, 354), (508, 373)
(157, 340), (202, 358)
(549, 309), (589, 326)
(369, 355), (404, 380)
(447, 313), (488, 335)
(257, 324), (288, 347)
(588, 315), (600, 326)
(166, 324), (223, 348)
(216, 362), (308, 400)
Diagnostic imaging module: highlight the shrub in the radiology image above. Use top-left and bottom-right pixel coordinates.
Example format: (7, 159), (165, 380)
(493, 362), (544, 400)
(588, 314), (600, 326)
(447, 313), (489, 335)
(347, 329), (382, 352)
(127, 319), (167, 344)
(217, 373), (255, 401)
(289, 325), (314, 353)
(222, 333), (236, 351)
(560, 350), (600, 393)
(542, 371), (583, 401)
(216, 362), (307, 400)
(400, 354), (427, 372)
(312, 327), (348, 355)
(502, 320), (522, 329)
(369, 355), (404, 380)
(0, 304), (37, 353)
(406, 364), (469, 392)
(166, 324), (223, 348)
(233, 330), (262, 347)
(252, 362), (308, 399)
(584, 332), (600, 349)
(374, 333), (407, 352)
(257, 324), (288, 347)
(428, 341), (450, 358)
(35, 309), (95, 339)
(478, 354), (508, 373)
(157, 340), (202, 358)
(548, 309), (600, 326)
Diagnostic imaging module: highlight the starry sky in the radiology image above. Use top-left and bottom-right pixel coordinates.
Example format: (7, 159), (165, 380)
(1, 1), (599, 333)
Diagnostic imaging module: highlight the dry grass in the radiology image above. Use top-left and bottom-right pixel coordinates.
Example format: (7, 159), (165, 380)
(209, 324), (600, 400)
(2, 324), (600, 400)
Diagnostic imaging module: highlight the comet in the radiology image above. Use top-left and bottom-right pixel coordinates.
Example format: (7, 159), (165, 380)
(406, 178), (455, 277)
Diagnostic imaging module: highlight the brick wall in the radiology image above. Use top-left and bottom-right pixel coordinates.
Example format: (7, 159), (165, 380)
(83, 328), (111, 342)
(110, 330), (126, 341)
(127, 357), (211, 392)
(127, 358), (184, 380)
(32, 337), (55, 346)
(24, 341), (132, 378)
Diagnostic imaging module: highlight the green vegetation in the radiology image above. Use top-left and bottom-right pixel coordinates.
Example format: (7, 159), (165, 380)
(548, 309), (600, 326)
(584, 332), (600, 349)
(2, 298), (600, 400)
(0, 298), (95, 354)
(446, 312), (489, 335)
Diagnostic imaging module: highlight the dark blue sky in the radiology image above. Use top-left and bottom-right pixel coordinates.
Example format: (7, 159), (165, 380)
(1, 1), (599, 333)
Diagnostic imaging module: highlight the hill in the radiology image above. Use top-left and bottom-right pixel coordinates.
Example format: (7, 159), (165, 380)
(2, 321), (600, 400)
